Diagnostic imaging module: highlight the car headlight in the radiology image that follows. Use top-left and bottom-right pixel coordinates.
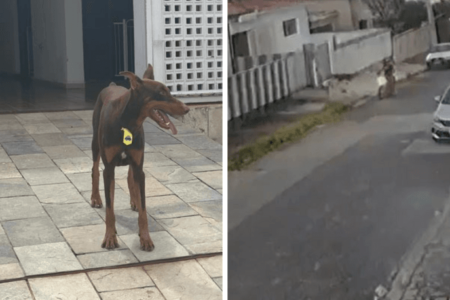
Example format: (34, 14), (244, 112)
(434, 116), (441, 122)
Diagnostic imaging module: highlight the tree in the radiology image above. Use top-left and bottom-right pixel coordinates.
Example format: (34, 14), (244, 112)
(399, 1), (428, 31)
(363, 0), (406, 33)
(365, 0), (430, 33)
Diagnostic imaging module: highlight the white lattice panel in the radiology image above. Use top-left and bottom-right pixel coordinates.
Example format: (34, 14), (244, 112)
(162, 0), (223, 95)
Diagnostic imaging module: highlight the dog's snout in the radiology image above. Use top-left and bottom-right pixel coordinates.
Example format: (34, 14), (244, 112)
(184, 105), (190, 114)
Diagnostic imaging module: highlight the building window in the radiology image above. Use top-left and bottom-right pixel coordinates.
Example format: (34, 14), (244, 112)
(359, 20), (368, 29)
(232, 31), (250, 57)
(310, 23), (333, 34)
(283, 19), (298, 36)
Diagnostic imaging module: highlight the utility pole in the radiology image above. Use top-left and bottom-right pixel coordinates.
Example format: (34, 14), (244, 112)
(426, 0), (438, 45)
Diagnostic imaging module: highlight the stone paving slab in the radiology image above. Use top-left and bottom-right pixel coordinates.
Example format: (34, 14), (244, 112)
(0, 281), (33, 300)
(29, 274), (100, 300)
(2, 217), (65, 247)
(31, 132), (73, 147)
(10, 153), (55, 169)
(77, 249), (138, 269)
(100, 287), (166, 300)
(0, 255), (223, 299)
(144, 259), (222, 300)
(60, 224), (127, 254)
(21, 167), (69, 186)
(0, 263), (24, 281)
(32, 183), (86, 204)
(0, 234), (18, 265)
(88, 266), (155, 292)
(0, 162), (21, 179)
(193, 170), (222, 189)
(0, 147), (11, 163)
(147, 194), (199, 219)
(2, 141), (44, 155)
(0, 112), (222, 285)
(166, 180), (222, 203)
(121, 231), (190, 262)
(15, 242), (83, 276)
(0, 129), (33, 144)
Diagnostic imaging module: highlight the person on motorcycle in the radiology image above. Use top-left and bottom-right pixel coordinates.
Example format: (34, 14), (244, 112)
(378, 58), (396, 100)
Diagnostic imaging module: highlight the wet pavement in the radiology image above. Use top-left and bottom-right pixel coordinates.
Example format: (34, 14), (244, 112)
(0, 110), (222, 299)
(228, 69), (450, 299)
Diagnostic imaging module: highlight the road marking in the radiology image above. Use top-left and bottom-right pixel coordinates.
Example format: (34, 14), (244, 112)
(402, 139), (450, 155)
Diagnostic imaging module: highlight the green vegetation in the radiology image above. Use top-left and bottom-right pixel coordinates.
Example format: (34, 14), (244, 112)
(228, 102), (349, 171)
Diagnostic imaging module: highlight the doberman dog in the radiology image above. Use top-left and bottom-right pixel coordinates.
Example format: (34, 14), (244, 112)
(90, 64), (189, 251)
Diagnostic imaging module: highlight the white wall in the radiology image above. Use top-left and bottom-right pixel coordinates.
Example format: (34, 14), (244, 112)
(133, 0), (147, 78)
(31, 0), (84, 87)
(393, 25), (432, 63)
(0, 0), (20, 74)
(143, 0), (165, 82)
(333, 30), (392, 74)
(311, 29), (392, 75)
(229, 5), (311, 57)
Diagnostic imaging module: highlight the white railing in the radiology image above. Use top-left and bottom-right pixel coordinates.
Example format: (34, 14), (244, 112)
(228, 50), (307, 120)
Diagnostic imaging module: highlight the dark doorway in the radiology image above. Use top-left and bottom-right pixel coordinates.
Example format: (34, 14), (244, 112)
(17, 0), (34, 79)
(81, 0), (134, 82)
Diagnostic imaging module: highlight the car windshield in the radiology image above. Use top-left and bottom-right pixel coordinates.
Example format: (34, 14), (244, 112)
(431, 44), (450, 53)
(442, 90), (450, 104)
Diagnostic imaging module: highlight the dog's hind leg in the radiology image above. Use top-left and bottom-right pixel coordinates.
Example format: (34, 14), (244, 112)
(90, 100), (103, 208)
(101, 164), (119, 249)
(127, 166), (139, 211)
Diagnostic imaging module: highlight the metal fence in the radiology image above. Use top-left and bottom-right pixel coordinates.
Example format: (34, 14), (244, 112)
(228, 50), (307, 120)
(113, 19), (135, 76)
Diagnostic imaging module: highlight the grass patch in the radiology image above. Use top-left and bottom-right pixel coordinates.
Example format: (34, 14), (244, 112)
(228, 102), (350, 171)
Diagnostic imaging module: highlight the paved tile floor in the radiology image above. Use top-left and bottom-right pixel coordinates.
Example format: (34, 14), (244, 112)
(0, 110), (222, 298)
(0, 255), (222, 299)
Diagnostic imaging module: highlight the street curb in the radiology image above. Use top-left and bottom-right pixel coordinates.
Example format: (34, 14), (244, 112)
(385, 195), (450, 300)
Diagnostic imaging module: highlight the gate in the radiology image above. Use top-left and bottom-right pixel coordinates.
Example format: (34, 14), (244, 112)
(113, 19), (135, 75)
(303, 43), (331, 88)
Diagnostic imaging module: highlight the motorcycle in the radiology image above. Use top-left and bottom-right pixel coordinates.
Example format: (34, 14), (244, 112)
(377, 61), (396, 100)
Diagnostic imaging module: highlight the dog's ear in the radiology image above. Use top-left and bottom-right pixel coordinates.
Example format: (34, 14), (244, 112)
(143, 64), (154, 80)
(119, 71), (143, 90)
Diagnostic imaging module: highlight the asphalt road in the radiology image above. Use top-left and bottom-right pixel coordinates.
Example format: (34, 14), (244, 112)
(228, 68), (450, 299)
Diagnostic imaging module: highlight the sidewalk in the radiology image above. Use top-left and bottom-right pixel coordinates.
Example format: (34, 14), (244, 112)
(0, 110), (222, 299)
(391, 203), (450, 300)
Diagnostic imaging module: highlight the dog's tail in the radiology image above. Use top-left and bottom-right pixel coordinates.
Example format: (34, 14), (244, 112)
(109, 82), (117, 86)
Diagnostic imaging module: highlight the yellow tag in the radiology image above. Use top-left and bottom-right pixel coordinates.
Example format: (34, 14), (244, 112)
(121, 128), (133, 145)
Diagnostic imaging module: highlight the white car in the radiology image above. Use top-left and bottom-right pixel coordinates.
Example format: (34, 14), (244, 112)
(432, 87), (450, 141)
(426, 43), (450, 69)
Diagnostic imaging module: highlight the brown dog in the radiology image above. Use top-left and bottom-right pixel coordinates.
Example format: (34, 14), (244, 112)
(90, 64), (189, 251)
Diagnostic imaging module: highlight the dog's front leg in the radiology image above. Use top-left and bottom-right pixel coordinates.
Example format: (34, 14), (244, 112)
(101, 164), (119, 249)
(127, 166), (139, 211)
(133, 166), (154, 251)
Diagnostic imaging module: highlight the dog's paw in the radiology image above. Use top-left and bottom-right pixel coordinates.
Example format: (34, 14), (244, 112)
(130, 200), (138, 211)
(140, 234), (155, 252)
(91, 195), (103, 208)
(101, 232), (119, 249)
